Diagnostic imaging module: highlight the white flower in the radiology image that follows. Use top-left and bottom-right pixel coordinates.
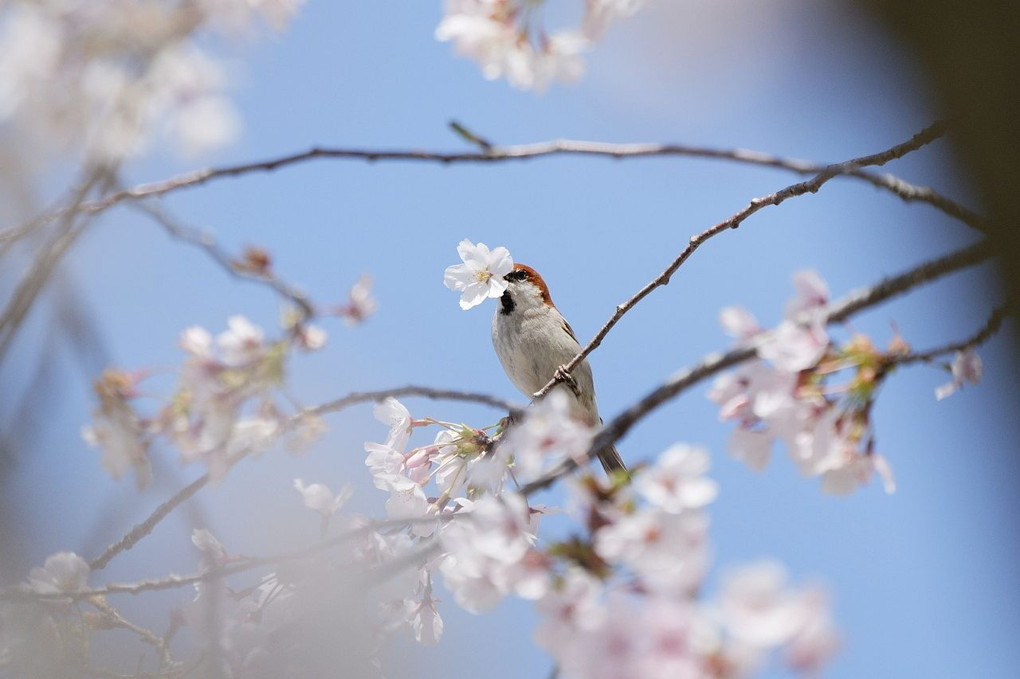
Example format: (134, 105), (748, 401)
(720, 305), (763, 343)
(406, 589), (444, 645)
(528, 31), (590, 93)
(594, 507), (709, 595)
(295, 323), (327, 351)
(373, 397), (413, 451)
(718, 562), (810, 648)
(535, 568), (606, 652)
(365, 441), (414, 491)
(635, 444), (718, 513)
(81, 415), (151, 489)
(935, 348), (983, 400)
(498, 390), (594, 481)
(180, 326), (214, 358)
(341, 274), (377, 325)
(757, 318), (829, 372)
(27, 552), (90, 596)
(443, 239), (513, 310)
(216, 315), (265, 366)
(727, 428), (773, 471)
(439, 493), (535, 611)
(385, 484), (438, 537)
(192, 528), (232, 573)
(785, 269), (830, 319)
(293, 479), (352, 520)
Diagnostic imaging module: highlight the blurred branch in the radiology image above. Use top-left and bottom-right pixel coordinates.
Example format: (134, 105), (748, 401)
(523, 239), (994, 494)
(533, 121), (956, 401)
(87, 384), (516, 573)
(3, 119), (982, 248)
(133, 201), (317, 320)
(6, 516), (446, 602)
(0, 170), (108, 370)
(896, 301), (1012, 366)
(305, 384), (521, 418)
(89, 474), (210, 571)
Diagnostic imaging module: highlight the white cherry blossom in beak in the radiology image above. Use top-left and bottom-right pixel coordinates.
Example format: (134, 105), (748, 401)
(443, 239), (513, 310)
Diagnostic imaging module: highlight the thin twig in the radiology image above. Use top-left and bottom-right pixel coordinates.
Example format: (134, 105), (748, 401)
(89, 474), (210, 571)
(87, 385), (514, 573)
(0, 170), (107, 369)
(305, 385), (520, 417)
(896, 301), (1012, 365)
(3, 120), (983, 243)
(532, 121), (954, 402)
(522, 239), (994, 494)
(133, 201), (316, 319)
(5, 516), (447, 602)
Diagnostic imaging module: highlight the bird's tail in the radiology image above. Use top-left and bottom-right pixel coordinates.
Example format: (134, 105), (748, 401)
(597, 443), (627, 475)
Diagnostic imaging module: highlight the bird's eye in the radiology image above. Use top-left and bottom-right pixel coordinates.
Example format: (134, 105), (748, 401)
(504, 270), (528, 282)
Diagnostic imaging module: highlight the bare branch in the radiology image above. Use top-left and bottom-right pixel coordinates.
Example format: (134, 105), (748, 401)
(522, 239), (994, 494)
(5, 516), (445, 603)
(896, 301), (1012, 366)
(89, 474), (210, 571)
(87, 385), (514, 573)
(533, 121), (957, 402)
(305, 384), (521, 417)
(0, 170), (109, 369)
(5, 119), (982, 246)
(132, 201), (317, 319)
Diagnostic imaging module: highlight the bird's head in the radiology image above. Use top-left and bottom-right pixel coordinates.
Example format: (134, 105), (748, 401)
(499, 263), (555, 315)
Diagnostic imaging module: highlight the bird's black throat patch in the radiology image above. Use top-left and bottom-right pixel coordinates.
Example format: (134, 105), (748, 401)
(499, 291), (515, 315)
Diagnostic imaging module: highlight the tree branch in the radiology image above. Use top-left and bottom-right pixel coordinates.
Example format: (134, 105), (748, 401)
(87, 385), (515, 573)
(5, 516), (445, 602)
(4, 120), (982, 248)
(132, 201), (317, 319)
(304, 385), (520, 418)
(522, 239), (994, 494)
(89, 474), (210, 571)
(532, 121), (959, 401)
(896, 301), (1012, 365)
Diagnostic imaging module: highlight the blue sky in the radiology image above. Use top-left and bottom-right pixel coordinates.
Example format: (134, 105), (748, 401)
(3, 2), (1018, 678)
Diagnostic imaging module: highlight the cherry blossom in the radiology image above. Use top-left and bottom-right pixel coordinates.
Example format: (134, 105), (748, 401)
(338, 274), (377, 325)
(436, 1), (644, 91)
(293, 479), (353, 521)
(443, 238), (514, 309)
(935, 348), (983, 400)
(595, 507), (710, 595)
(439, 493), (537, 611)
(373, 397), (414, 451)
(26, 552), (90, 596)
(217, 315), (267, 367)
(0, 0), (303, 166)
(635, 444), (719, 513)
(81, 369), (151, 488)
(498, 389), (594, 481)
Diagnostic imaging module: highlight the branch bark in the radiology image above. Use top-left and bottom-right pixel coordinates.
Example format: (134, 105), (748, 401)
(523, 239), (995, 494)
(532, 121), (959, 402)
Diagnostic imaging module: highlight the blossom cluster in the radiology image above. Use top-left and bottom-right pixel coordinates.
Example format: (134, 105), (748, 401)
(0, 0), (303, 165)
(82, 313), (329, 486)
(352, 395), (840, 677)
(436, 0), (645, 91)
(709, 270), (982, 495)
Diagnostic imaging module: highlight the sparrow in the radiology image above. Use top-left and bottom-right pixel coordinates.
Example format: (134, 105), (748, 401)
(491, 263), (627, 474)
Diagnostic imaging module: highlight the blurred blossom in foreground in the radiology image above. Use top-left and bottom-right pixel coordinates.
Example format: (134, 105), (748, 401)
(435, 0), (645, 91)
(0, 0), (303, 166)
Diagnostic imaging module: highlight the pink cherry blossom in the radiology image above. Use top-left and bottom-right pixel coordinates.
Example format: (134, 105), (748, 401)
(635, 444), (719, 513)
(935, 348), (983, 400)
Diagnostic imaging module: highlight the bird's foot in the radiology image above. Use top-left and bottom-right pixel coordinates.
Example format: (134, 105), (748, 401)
(554, 365), (581, 397)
